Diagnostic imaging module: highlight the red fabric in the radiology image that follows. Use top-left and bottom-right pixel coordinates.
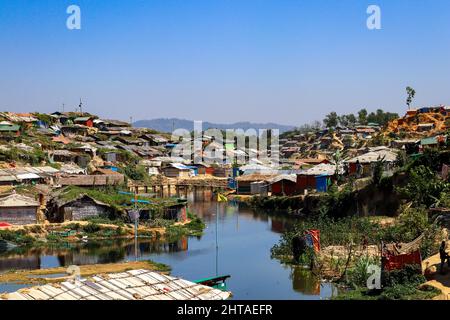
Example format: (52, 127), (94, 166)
(305, 229), (321, 252)
(181, 207), (187, 222)
(0, 222), (12, 227)
(382, 250), (422, 272)
(349, 163), (357, 174)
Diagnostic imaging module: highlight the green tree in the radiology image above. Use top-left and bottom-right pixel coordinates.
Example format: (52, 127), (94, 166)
(346, 114), (357, 127)
(406, 86), (416, 110)
(366, 109), (399, 126)
(397, 165), (449, 207)
(323, 112), (339, 129)
(357, 109), (368, 125)
(372, 156), (385, 186)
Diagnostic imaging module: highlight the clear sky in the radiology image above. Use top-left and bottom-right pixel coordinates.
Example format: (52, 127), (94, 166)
(1, 0), (450, 126)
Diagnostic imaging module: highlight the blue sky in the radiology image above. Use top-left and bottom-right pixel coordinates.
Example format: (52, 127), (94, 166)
(1, 0), (450, 125)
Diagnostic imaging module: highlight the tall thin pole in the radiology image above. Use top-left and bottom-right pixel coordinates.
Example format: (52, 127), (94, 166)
(134, 192), (138, 261)
(215, 201), (219, 277)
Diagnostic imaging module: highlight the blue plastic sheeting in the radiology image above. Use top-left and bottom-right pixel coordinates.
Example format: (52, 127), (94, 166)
(131, 199), (151, 204)
(315, 175), (329, 193)
(118, 191), (134, 195)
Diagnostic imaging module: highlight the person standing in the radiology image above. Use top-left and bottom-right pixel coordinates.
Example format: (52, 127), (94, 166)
(439, 241), (449, 274)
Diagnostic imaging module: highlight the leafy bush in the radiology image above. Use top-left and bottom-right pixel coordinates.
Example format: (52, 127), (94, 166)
(82, 216), (125, 227)
(147, 218), (174, 228)
(318, 184), (356, 218)
(0, 229), (36, 245)
(346, 255), (380, 288)
(382, 264), (425, 288)
(65, 223), (81, 231)
(272, 206), (435, 262)
(397, 165), (449, 207)
(82, 222), (101, 233)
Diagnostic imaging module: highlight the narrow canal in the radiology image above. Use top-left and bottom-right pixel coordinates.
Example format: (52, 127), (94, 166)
(0, 195), (337, 299)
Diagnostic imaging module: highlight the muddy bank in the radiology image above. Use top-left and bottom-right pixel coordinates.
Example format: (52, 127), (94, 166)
(0, 260), (170, 285)
(0, 216), (205, 246)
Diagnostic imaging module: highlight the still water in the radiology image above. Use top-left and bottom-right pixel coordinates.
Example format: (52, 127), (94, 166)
(0, 195), (337, 299)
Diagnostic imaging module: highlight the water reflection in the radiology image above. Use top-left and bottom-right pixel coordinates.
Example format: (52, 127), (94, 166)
(0, 237), (189, 272)
(291, 266), (321, 295)
(0, 194), (336, 299)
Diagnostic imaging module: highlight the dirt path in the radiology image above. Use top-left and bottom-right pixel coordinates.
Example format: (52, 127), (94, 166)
(422, 241), (450, 300)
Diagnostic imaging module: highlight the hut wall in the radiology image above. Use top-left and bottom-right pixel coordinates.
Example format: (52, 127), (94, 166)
(250, 182), (268, 196)
(296, 175), (316, 191)
(162, 167), (181, 178)
(237, 181), (251, 194)
(271, 180), (297, 196)
(62, 199), (110, 221)
(0, 207), (37, 225)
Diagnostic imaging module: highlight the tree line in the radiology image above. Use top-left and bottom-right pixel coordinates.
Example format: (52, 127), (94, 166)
(323, 108), (399, 129)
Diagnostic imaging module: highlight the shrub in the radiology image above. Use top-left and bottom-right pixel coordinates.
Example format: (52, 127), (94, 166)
(397, 165), (449, 207)
(382, 264), (425, 288)
(82, 222), (101, 233)
(346, 255), (381, 289)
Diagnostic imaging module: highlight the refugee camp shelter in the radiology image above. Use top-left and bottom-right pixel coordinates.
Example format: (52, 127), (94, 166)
(161, 163), (193, 178)
(0, 192), (39, 225)
(140, 134), (169, 147)
(345, 147), (398, 177)
(417, 123), (435, 132)
(74, 117), (94, 127)
(193, 163), (214, 175)
(49, 194), (113, 222)
(212, 166), (233, 177)
(0, 122), (20, 137)
(296, 163), (338, 193)
(56, 174), (124, 187)
(60, 125), (90, 137)
(420, 136), (447, 149)
(250, 181), (268, 196)
(164, 200), (188, 222)
(269, 174), (297, 196)
(235, 174), (275, 195)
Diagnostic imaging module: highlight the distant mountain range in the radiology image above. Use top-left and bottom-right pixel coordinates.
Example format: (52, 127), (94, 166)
(133, 118), (296, 134)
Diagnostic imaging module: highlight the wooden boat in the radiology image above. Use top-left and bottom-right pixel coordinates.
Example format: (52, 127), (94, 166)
(194, 275), (231, 291)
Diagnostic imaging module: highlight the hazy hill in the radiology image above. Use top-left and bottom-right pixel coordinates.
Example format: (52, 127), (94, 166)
(133, 118), (296, 134)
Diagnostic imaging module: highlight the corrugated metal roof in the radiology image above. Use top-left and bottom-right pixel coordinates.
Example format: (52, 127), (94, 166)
(57, 174), (124, 186)
(16, 173), (41, 180)
(300, 163), (342, 176)
(0, 193), (39, 207)
(169, 163), (192, 170)
(74, 117), (92, 122)
(268, 174), (297, 184)
(346, 149), (398, 164)
(2, 269), (231, 300)
(421, 136), (438, 145)
(0, 124), (20, 131)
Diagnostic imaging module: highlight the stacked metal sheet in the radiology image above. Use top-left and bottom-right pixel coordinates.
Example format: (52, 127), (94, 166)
(2, 269), (231, 300)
